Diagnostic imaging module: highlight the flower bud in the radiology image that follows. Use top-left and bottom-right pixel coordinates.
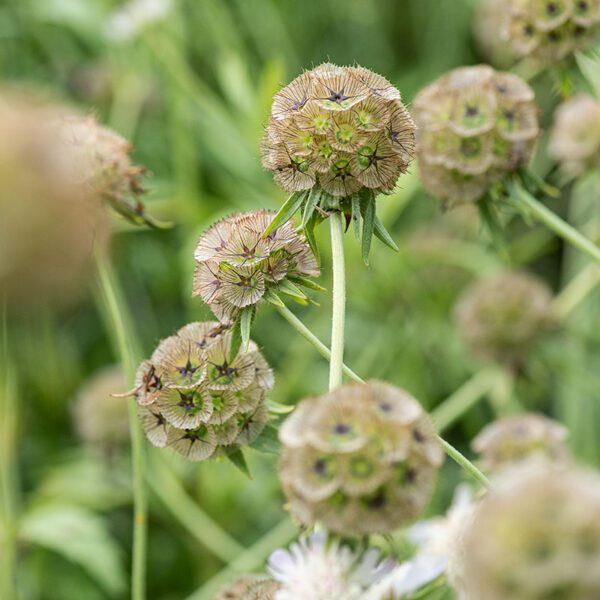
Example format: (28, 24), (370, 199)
(261, 63), (416, 197)
(549, 94), (600, 176)
(217, 575), (279, 600)
(413, 65), (538, 206)
(278, 381), (444, 536)
(454, 270), (553, 365)
(132, 321), (273, 460)
(472, 413), (571, 472)
(461, 463), (600, 599)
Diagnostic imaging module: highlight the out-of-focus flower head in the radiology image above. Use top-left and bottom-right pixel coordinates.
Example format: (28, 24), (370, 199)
(217, 575), (280, 600)
(130, 321), (274, 461)
(472, 412), (571, 472)
(413, 65), (539, 206)
(261, 63), (415, 198)
(268, 530), (395, 600)
(278, 381), (444, 536)
(549, 93), (600, 177)
(192, 210), (320, 323)
(454, 270), (553, 365)
(73, 365), (130, 451)
(474, 0), (517, 67)
(0, 91), (107, 312)
(461, 462), (600, 599)
(501, 0), (600, 64)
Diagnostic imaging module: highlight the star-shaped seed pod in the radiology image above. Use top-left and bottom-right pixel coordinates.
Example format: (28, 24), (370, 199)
(129, 321), (274, 462)
(192, 209), (321, 326)
(454, 270), (554, 367)
(413, 65), (539, 207)
(260, 63), (416, 263)
(460, 463), (600, 599)
(278, 380), (444, 536)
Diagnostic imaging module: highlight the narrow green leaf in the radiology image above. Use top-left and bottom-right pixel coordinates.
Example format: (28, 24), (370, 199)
(304, 212), (321, 263)
(478, 197), (512, 263)
(302, 187), (321, 228)
(263, 288), (285, 307)
(373, 215), (399, 252)
(287, 274), (326, 292)
(225, 448), (251, 479)
(576, 50), (600, 97)
(267, 399), (295, 414)
(361, 195), (376, 265)
(278, 278), (309, 301)
(263, 191), (306, 237)
(351, 194), (361, 240)
(228, 316), (242, 362)
(240, 306), (254, 352)
(249, 425), (281, 455)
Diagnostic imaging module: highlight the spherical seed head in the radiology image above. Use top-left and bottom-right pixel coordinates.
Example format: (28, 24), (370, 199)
(472, 413), (571, 472)
(217, 575), (280, 600)
(413, 65), (539, 206)
(261, 64), (416, 197)
(279, 380), (444, 536)
(461, 463), (600, 599)
(192, 209), (320, 322)
(134, 321), (273, 460)
(0, 92), (107, 311)
(549, 94), (600, 177)
(500, 0), (600, 64)
(73, 365), (129, 449)
(454, 270), (553, 365)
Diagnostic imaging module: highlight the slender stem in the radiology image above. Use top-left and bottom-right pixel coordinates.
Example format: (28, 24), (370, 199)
(329, 212), (346, 390)
(509, 180), (600, 265)
(551, 263), (600, 321)
(95, 248), (147, 600)
(438, 438), (490, 488)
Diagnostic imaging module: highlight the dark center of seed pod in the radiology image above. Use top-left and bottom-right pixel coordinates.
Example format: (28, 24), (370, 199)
(577, 0), (589, 10)
(379, 401), (393, 413)
(291, 97), (308, 111)
(144, 365), (163, 392)
(176, 358), (198, 381)
(465, 104), (479, 117)
(546, 2), (558, 14)
(214, 360), (238, 380)
(334, 422), (351, 435)
(460, 137), (482, 158)
(328, 89), (350, 104)
(413, 428), (425, 443)
(524, 23), (535, 37)
(332, 158), (352, 180)
(548, 30), (562, 42)
(183, 426), (207, 442)
(366, 490), (386, 510)
(177, 391), (200, 412)
(237, 275), (253, 289)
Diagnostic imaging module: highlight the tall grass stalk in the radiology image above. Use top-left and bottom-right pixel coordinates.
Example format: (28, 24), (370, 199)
(329, 212), (346, 391)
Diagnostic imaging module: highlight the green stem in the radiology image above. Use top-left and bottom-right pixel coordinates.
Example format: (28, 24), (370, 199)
(509, 180), (600, 265)
(95, 248), (147, 600)
(329, 212), (346, 390)
(551, 263), (600, 321)
(438, 438), (490, 488)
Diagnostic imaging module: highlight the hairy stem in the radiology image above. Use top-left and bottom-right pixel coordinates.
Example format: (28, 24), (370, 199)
(95, 248), (147, 600)
(329, 212), (346, 390)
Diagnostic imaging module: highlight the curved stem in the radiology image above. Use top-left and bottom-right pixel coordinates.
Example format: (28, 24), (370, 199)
(95, 248), (147, 600)
(509, 180), (600, 265)
(438, 438), (490, 488)
(329, 212), (346, 391)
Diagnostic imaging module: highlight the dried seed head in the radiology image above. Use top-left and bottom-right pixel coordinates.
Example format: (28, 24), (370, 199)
(279, 381), (444, 536)
(413, 65), (539, 206)
(472, 413), (571, 472)
(73, 366), (129, 449)
(261, 64), (416, 197)
(474, 0), (517, 67)
(500, 0), (600, 64)
(461, 463), (600, 599)
(0, 92), (107, 311)
(217, 575), (280, 600)
(193, 209), (320, 322)
(454, 270), (553, 365)
(133, 321), (274, 460)
(549, 94), (600, 176)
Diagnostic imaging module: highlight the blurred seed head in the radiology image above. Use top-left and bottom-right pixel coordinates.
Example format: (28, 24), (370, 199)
(217, 575), (280, 600)
(472, 412), (571, 472)
(261, 63), (416, 197)
(461, 463), (600, 599)
(0, 91), (107, 312)
(192, 210), (320, 322)
(278, 380), (444, 536)
(474, 0), (517, 67)
(73, 365), (130, 450)
(413, 65), (539, 206)
(549, 93), (600, 177)
(454, 270), (553, 365)
(132, 321), (273, 461)
(500, 0), (600, 64)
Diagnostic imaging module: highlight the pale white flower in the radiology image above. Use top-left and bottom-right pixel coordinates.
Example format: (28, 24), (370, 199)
(268, 530), (394, 600)
(105, 0), (173, 42)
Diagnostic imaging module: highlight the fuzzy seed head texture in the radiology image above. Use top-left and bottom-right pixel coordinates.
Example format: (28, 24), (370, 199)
(217, 575), (280, 600)
(413, 65), (539, 206)
(278, 381), (444, 536)
(133, 321), (273, 461)
(261, 63), (416, 197)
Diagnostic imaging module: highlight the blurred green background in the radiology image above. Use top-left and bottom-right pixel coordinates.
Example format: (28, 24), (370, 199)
(2, 0), (600, 598)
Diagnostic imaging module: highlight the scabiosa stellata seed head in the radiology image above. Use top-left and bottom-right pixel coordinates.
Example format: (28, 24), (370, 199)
(549, 94), (600, 177)
(413, 65), (539, 206)
(501, 0), (600, 64)
(261, 63), (415, 198)
(278, 381), (444, 536)
(217, 575), (280, 600)
(473, 413), (571, 472)
(131, 321), (273, 460)
(461, 463), (600, 599)
(192, 210), (320, 322)
(454, 270), (553, 365)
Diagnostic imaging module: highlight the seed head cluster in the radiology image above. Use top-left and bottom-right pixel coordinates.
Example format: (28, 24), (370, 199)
(193, 210), (320, 322)
(133, 322), (273, 461)
(279, 381), (444, 536)
(217, 575), (280, 600)
(454, 270), (553, 365)
(413, 65), (539, 205)
(261, 63), (416, 197)
(461, 464), (600, 599)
